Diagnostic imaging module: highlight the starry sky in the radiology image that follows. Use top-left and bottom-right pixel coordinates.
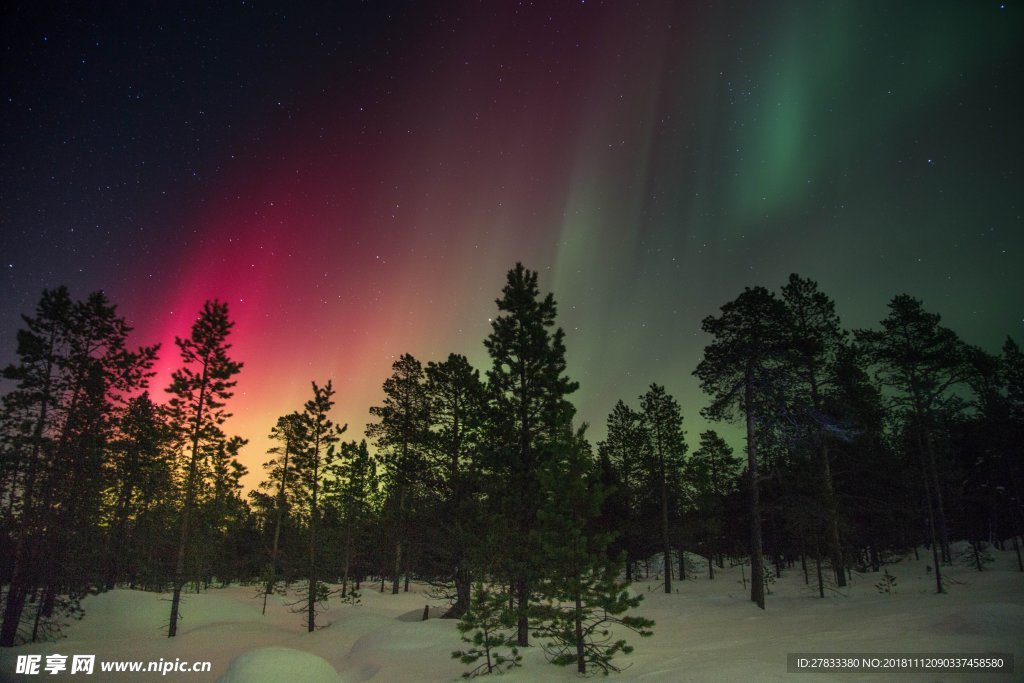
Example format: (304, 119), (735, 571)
(2, 1), (1021, 486)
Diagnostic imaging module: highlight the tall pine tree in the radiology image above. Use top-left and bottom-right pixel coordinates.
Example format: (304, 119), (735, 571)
(104, 392), (171, 589)
(166, 300), (241, 638)
(531, 425), (654, 674)
(293, 381), (346, 631)
(423, 353), (486, 617)
(638, 384), (687, 593)
(856, 295), (968, 592)
(367, 354), (429, 595)
(689, 430), (740, 579)
(483, 263), (578, 646)
(597, 400), (647, 581)
(1, 288), (157, 645)
(258, 412), (304, 613)
(694, 286), (791, 610)
(780, 274), (848, 586)
(326, 439), (375, 600)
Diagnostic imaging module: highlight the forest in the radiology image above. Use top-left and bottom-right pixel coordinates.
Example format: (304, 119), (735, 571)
(0, 263), (1022, 676)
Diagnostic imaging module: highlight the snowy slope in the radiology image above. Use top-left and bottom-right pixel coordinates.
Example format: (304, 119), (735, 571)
(1, 544), (1021, 682)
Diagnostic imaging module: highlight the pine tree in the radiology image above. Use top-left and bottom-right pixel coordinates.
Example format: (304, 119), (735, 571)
(166, 300), (241, 638)
(959, 340), (1024, 572)
(598, 400), (648, 581)
(292, 380), (346, 631)
(258, 413), (304, 613)
(531, 425), (654, 674)
(367, 354), (429, 595)
(694, 286), (791, 610)
(326, 439), (375, 601)
(1001, 339), (1024, 569)
(423, 353), (486, 617)
(855, 295), (969, 592)
(1003, 338), (1024, 570)
(104, 392), (172, 589)
(689, 431), (741, 578)
(780, 274), (848, 586)
(1, 288), (157, 645)
(482, 263), (578, 646)
(202, 435), (250, 585)
(638, 384), (687, 593)
(823, 345), (904, 576)
(451, 584), (522, 678)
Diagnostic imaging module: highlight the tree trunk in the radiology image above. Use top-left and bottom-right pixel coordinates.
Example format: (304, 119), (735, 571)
(923, 432), (951, 565)
(392, 486), (405, 595)
(0, 342), (55, 647)
(574, 589), (585, 674)
(340, 538), (351, 599)
(392, 541), (403, 595)
(745, 369), (765, 610)
(815, 547), (824, 599)
(808, 373), (846, 588)
(661, 456), (672, 594)
(911, 424), (944, 592)
(449, 564), (471, 618)
(106, 461), (138, 590)
(1013, 535), (1023, 573)
(31, 585), (56, 643)
(307, 565), (317, 631)
(0, 586), (28, 647)
(920, 456), (944, 594)
(515, 578), (529, 647)
(307, 428), (322, 633)
(169, 361), (210, 638)
(263, 440), (291, 613)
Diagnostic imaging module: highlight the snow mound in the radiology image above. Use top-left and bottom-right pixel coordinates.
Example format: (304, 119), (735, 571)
(217, 647), (342, 683)
(64, 588), (266, 639)
(930, 603), (1024, 637)
(396, 605), (443, 621)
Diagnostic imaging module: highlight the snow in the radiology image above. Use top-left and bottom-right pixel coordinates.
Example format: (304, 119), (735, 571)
(217, 648), (340, 683)
(1, 545), (1022, 681)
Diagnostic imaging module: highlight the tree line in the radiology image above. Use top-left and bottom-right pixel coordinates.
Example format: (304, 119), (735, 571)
(1, 266), (1021, 675)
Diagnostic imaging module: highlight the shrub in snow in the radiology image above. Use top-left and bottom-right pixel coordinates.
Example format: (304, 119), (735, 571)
(730, 556), (750, 590)
(762, 566), (776, 595)
(875, 569), (897, 595)
(451, 584), (522, 678)
(336, 586), (361, 606)
(958, 541), (994, 572)
(531, 564), (654, 675)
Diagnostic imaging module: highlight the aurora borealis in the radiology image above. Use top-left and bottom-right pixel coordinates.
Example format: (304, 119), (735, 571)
(2, 1), (1021, 485)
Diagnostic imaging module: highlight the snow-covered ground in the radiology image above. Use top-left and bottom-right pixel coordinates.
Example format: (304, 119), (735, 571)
(2, 543), (1022, 682)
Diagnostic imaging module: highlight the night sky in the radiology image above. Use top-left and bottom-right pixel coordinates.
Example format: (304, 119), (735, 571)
(2, 1), (1021, 485)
